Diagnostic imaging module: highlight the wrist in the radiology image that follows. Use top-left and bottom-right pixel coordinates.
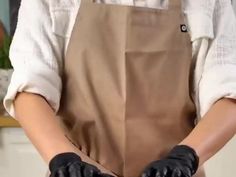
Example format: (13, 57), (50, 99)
(49, 152), (81, 172)
(45, 139), (79, 164)
(168, 145), (199, 175)
(178, 138), (204, 165)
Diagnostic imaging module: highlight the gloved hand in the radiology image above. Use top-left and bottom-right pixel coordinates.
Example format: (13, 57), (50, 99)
(49, 152), (114, 177)
(141, 145), (199, 177)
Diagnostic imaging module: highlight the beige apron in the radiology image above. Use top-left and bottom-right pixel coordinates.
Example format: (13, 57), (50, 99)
(58, 0), (206, 176)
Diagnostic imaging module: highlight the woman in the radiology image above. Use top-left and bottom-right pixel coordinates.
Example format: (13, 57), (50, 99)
(4, 0), (236, 177)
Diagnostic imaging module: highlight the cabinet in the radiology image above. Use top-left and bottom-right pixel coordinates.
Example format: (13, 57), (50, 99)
(204, 135), (236, 177)
(0, 127), (236, 177)
(0, 128), (48, 177)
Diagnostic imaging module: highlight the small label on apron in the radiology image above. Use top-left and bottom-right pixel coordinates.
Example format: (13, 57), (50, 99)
(180, 24), (188, 33)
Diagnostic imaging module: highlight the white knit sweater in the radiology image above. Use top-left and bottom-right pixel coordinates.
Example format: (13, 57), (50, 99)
(3, 0), (236, 121)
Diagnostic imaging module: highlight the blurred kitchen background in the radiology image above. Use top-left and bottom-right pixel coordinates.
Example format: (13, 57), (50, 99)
(0, 0), (236, 177)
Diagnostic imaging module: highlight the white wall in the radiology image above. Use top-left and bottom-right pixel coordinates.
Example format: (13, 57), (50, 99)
(233, 0), (236, 13)
(0, 0), (10, 34)
(204, 136), (236, 177)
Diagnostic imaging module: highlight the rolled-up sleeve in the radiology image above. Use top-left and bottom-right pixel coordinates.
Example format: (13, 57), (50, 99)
(182, 0), (216, 41)
(4, 0), (65, 118)
(198, 0), (236, 117)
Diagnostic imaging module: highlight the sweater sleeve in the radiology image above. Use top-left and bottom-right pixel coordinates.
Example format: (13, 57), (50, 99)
(3, 0), (66, 118)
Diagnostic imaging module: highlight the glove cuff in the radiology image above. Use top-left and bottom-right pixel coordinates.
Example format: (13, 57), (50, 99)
(49, 152), (82, 172)
(168, 145), (199, 175)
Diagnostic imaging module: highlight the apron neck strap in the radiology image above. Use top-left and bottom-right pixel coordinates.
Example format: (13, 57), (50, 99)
(169, 0), (182, 11)
(79, 0), (182, 11)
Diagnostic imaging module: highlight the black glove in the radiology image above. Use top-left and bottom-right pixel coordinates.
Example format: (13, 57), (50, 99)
(49, 152), (114, 177)
(141, 145), (199, 177)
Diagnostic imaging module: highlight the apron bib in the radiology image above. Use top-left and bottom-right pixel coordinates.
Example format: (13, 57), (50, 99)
(58, 0), (206, 176)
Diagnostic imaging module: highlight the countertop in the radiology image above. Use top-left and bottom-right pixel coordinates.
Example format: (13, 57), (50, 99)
(0, 116), (20, 127)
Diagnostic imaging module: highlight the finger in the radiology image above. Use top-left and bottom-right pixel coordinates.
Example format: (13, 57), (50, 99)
(50, 166), (69, 177)
(68, 162), (83, 177)
(97, 172), (115, 177)
(82, 162), (100, 177)
(141, 172), (149, 177)
(141, 172), (147, 177)
(154, 166), (169, 177)
(171, 168), (182, 177)
(101, 173), (115, 177)
(141, 169), (153, 177)
(155, 171), (162, 177)
(162, 167), (168, 176)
